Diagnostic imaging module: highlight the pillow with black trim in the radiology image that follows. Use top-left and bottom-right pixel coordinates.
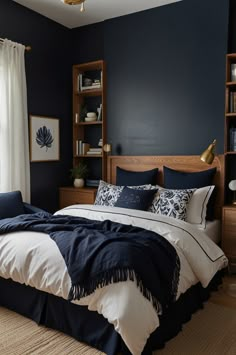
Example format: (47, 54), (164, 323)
(94, 180), (157, 207)
(186, 185), (215, 228)
(0, 190), (25, 219)
(116, 167), (158, 186)
(115, 187), (158, 211)
(150, 185), (214, 227)
(163, 166), (217, 220)
(150, 188), (195, 220)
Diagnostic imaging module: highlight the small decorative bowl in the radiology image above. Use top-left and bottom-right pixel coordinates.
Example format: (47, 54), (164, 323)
(87, 112), (97, 118)
(85, 116), (97, 122)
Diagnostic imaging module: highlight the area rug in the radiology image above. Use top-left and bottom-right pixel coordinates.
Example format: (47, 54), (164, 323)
(0, 302), (235, 355)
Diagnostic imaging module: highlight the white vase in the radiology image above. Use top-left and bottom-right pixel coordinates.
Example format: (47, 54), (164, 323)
(74, 178), (84, 188)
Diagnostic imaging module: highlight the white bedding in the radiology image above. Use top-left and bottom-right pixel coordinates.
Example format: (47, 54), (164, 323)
(201, 219), (221, 244)
(0, 205), (228, 355)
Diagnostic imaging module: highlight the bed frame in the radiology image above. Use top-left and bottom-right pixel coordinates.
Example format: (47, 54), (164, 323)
(107, 155), (225, 219)
(0, 155), (225, 355)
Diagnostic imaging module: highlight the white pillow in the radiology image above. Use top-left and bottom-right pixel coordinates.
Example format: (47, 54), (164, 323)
(186, 185), (215, 228)
(149, 185), (215, 227)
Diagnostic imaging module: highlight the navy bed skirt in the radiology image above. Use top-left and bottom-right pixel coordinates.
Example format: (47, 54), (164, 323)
(0, 271), (223, 355)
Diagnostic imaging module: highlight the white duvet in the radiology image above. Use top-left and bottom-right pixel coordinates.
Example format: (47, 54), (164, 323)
(0, 205), (228, 355)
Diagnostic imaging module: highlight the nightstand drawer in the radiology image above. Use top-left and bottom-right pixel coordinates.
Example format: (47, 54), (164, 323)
(222, 205), (236, 263)
(59, 187), (97, 209)
(223, 210), (236, 226)
(223, 225), (236, 235)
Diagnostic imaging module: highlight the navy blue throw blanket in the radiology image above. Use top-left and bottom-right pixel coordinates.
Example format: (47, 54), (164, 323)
(0, 212), (180, 313)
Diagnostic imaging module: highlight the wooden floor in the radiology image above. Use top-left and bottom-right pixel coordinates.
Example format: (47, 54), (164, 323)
(210, 274), (236, 308)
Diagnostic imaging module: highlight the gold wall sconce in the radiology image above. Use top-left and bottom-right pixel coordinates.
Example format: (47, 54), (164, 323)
(103, 144), (112, 154)
(200, 139), (216, 165)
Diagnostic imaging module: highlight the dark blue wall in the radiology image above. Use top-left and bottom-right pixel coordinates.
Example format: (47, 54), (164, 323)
(103, 0), (229, 155)
(0, 0), (72, 212)
(71, 22), (104, 64)
(0, 0), (230, 212)
(228, 0), (236, 53)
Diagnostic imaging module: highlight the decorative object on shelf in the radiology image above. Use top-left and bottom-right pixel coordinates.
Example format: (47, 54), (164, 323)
(30, 115), (60, 162)
(60, 0), (85, 12)
(70, 162), (88, 188)
(228, 179), (236, 205)
(231, 63), (236, 82)
(200, 139), (216, 165)
(78, 73), (101, 92)
(98, 138), (103, 147)
(85, 112), (97, 122)
(103, 143), (112, 154)
(84, 78), (92, 86)
(97, 104), (102, 121)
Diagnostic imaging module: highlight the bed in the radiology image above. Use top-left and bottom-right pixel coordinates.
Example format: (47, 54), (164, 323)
(0, 155), (228, 355)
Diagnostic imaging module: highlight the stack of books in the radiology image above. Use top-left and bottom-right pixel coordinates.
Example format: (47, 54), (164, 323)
(230, 127), (236, 151)
(86, 148), (102, 155)
(86, 179), (100, 187)
(229, 91), (236, 112)
(75, 140), (90, 155)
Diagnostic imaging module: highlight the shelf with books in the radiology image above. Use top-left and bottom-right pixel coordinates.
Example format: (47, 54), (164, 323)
(224, 54), (236, 205)
(77, 67), (102, 93)
(72, 60), (107, 183)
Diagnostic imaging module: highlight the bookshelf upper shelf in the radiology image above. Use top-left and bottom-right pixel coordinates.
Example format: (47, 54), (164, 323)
(76, 121), (103, 126)
(226, 81), (236, 86)
(76, 89), (102, 97)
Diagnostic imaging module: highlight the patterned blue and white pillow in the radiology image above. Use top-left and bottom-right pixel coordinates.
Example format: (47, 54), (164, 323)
(150, 188), (195, 220)
(94, 181), (123, 206)
(94, 180), (157, 207)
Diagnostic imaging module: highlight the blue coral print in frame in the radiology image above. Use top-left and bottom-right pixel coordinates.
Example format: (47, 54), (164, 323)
(30, 115), (60, 162)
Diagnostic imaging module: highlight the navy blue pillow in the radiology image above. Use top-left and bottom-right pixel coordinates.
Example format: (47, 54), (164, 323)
(115, 187), (158, 211)
(116, 167), (158, 186)
(163, 166), (217, 189)
(0, 191), (25, 219)
(163, 166), (217, 220)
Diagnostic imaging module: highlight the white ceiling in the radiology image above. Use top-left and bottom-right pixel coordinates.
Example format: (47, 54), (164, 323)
(13, 0), (182, 29)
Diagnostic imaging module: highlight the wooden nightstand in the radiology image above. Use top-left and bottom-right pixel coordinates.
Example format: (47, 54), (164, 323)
(59, 187), (97, 209)
(222, 205), (236, 272)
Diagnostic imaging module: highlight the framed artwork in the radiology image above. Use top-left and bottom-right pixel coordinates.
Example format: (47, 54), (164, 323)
(30, 115), (60, 162)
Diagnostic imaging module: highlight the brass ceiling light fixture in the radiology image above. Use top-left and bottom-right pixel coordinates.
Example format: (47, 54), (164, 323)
(61, 0), (85, 12)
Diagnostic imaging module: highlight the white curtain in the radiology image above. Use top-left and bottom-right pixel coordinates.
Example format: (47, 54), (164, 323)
(0, 39), (30, 202)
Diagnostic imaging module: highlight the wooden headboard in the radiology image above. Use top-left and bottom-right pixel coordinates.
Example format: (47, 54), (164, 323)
(107, 155), (225, 219)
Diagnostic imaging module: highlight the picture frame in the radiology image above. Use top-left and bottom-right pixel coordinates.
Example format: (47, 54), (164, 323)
(29, 115), (60, 162)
